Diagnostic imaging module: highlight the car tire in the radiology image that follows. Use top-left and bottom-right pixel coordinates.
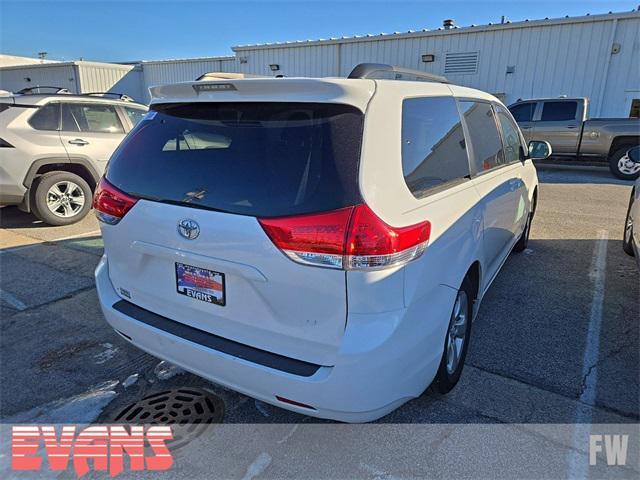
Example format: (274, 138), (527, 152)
(31, 171), (92, 226)
(434, 277), (473, 394)
(623, 189), (635, 256)
(609, 146), (640, 180)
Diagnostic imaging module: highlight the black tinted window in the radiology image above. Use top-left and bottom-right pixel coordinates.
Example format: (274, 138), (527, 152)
(106, 102), (364, 218)
(509, 102), (535, 122)
(401, 96), (469, 197)
(540, 101), (577, 121)
(29, 103), (59, 130)
(496, 106), (524, 164)
(459, 101), (503, 172)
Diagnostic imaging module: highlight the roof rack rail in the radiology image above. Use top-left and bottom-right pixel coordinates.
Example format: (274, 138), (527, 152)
(82, 92), (135, 102)
(347, 63), (448, 83)
(16, 86), (70, 95)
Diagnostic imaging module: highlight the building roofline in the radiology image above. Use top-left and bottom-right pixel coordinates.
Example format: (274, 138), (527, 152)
(232, 9), (639, 51)
(0, 60), (137, 71)
(140, 55), (236, 65)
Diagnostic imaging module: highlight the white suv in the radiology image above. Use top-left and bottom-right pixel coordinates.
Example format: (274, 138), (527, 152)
(0, 88), (147, 225)
(94, 64), (551, 422)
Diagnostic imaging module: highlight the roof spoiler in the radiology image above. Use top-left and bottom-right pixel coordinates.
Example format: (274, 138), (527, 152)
(347, 63), (448, 83)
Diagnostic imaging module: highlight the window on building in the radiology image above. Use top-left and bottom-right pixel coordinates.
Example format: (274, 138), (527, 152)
(496, 106), (524, 164)
(539, 101), (577, 122)
(401, 96), (470, 197)
(509, 102), (536, 122)
(459, 101), (503, 173)
(61, 103), (124, 133)
(28, 102), (60, 131)
(629, 99), (640, 118)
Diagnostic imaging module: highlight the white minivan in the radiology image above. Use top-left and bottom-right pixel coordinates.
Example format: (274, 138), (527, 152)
(94, 64), (551, 422)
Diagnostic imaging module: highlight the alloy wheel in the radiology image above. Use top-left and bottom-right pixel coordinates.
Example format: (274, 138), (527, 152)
(46, 181), (86, 218)
(446, 290), (468, 375)
(618, 153), (640, 176)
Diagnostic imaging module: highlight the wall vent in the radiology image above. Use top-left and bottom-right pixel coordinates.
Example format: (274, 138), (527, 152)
(444, 52), (479, 74)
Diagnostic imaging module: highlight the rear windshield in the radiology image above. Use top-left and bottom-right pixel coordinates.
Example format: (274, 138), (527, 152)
(106, 102), (364, 218)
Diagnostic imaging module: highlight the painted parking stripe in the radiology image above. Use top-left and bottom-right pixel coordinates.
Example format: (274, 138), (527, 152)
(568, 229), (609, 479)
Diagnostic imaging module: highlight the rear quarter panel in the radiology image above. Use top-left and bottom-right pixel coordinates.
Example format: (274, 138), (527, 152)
(354, 81), (485, 316)
(580, 118), (640, 156)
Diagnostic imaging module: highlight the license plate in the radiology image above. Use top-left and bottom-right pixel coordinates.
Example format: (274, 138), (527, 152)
(175, 262), (225, 306)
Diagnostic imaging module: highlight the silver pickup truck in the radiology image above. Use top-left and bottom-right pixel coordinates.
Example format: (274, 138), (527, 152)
(508, 97), (640, 179)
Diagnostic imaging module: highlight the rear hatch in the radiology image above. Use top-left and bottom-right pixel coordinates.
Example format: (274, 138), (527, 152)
(100, 100), (365, 366)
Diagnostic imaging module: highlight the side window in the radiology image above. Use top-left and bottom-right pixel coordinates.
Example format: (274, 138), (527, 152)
(509, 102), (535, 122)
(539, 101), (577, 122)
(496, 106), (524, 164)
(459, 101), (503, 173)
(28, 103), (60, 131)
(61, 103), (124, 133)
(401, 96), (470, 198)
(124, 107), (147, 127)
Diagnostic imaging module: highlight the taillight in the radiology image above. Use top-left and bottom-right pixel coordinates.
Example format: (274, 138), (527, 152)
(92, 177), (138, 225)
(259, 205), (430, 270)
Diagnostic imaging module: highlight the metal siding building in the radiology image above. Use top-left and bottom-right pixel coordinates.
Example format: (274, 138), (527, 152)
(1, 10), (637, 115)
(231, 11), (640, 117)
(0, 61), (144, 102)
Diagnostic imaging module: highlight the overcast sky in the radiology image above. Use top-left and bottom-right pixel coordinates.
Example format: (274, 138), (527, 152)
(1, 0), (637, 62)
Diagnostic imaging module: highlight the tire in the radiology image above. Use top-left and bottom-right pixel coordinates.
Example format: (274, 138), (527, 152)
(31, 171), (92, 226)
(434, 277), (474, 394)
(609, 146), (640, 180)
(623, 190), (635, 256)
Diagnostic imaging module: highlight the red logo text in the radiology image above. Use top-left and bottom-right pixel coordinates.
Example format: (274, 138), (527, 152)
(11, 425), (173, 478)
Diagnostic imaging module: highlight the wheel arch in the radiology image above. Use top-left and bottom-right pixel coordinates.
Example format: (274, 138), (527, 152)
(608, 136), (640, 159)
(23, 157), (100, 191)
(464, 260), (482, 318)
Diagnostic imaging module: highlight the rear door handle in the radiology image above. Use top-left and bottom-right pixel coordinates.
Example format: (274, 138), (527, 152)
(566, 125), (578, 129)
(520, 126), (531, 130)
(68, 139), (89, 146)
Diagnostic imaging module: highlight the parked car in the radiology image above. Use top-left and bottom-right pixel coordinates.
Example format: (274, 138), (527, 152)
(508, 97), (640, 180)
(623, 146), (640, 267)
(94, 64), (551, 422)
(0, 87), (147, 225)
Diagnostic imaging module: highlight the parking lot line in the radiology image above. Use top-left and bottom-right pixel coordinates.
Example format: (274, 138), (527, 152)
(568, 228), (609, 478)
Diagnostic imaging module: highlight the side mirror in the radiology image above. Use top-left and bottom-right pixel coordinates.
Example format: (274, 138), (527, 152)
(528, 140), (552, 160)
(626, 146), (640, 164)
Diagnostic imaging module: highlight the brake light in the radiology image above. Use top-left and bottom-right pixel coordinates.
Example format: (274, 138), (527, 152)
(92, 177), (138, 225)
(259, 205), (430, 270)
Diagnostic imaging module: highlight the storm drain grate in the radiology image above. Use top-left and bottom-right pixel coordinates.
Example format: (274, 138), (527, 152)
(113, 388), (224, 449)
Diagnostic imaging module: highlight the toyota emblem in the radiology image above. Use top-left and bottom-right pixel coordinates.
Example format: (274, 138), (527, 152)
(177, 219), (200, 240)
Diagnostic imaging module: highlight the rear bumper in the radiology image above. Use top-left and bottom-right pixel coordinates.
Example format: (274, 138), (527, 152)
(95, 256), (450, 422)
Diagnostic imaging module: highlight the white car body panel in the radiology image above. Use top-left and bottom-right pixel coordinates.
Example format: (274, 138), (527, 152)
(101, 200), (348, 366)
